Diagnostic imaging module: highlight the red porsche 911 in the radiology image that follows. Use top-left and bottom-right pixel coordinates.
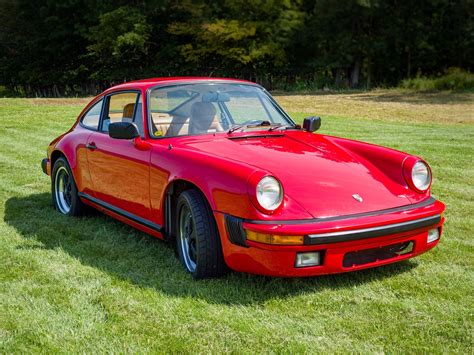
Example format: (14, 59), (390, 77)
(41, 77), (445, 279)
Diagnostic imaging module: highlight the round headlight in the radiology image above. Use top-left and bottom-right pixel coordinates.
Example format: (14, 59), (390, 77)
(256, 176), (283, 211)
(411, 161), (431, 191)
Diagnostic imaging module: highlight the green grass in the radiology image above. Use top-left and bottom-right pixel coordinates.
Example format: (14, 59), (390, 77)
(1, 92), (473, 352)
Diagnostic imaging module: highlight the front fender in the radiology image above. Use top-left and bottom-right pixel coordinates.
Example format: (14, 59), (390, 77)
(326, 135), (431, 203)
(149, 144), (313, 225)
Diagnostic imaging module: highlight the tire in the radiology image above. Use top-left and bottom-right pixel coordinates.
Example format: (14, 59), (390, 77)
(51, 156), (86, 216)
(176, 189), (228, 279)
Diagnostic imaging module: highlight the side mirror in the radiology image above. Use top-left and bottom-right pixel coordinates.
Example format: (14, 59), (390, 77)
(303, 116), (321, 132)
(109, 121), (140, 139)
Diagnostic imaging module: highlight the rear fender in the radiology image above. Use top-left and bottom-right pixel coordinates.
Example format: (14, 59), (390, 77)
(51, 129), (94, 193)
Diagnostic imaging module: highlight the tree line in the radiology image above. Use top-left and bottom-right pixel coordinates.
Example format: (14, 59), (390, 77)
(0, 0), (472, 96)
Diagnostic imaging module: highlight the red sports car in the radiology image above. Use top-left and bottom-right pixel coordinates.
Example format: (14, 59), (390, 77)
(42, 77), (445, 278)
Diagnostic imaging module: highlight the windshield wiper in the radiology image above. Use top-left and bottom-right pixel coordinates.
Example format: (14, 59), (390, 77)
(227, 120), (271, 134)
(267, 123), (294, 131)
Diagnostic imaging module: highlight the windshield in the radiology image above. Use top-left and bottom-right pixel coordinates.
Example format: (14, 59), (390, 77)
(148, 83), (293, 137)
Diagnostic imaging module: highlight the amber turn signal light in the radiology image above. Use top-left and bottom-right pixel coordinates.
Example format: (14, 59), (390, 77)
(246, 230), (304, 245)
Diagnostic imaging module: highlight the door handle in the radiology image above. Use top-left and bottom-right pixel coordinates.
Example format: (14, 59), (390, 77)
(86, 142), (97, 150)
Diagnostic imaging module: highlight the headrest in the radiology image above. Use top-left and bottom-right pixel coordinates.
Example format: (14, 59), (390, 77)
(123, 103), (135, 118)
(191, 102), (216, 119)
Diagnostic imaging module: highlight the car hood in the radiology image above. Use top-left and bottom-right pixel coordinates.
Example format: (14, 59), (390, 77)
(180, 132), (412, 218)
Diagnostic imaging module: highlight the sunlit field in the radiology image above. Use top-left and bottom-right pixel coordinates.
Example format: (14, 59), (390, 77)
(0, 90), (472, 352)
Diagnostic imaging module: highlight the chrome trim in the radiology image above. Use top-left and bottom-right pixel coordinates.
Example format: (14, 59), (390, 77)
(55, 166), (72, 214)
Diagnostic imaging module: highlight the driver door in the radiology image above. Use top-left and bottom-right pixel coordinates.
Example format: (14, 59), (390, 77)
(86, 91), (151, 221)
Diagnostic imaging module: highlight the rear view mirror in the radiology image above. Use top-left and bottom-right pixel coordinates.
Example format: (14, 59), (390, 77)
(303, 116), (321, 132)
(109, 122), (139, 139)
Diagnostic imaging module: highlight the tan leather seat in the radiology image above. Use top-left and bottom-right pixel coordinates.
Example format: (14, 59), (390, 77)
(150, 102), (223, 137)
(166, 116), (190, 136)
(151, 113), (189, 137)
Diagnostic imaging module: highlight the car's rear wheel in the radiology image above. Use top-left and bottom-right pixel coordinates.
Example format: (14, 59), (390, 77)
(176, 190), (227, 279)
(52, 157), (85, 216)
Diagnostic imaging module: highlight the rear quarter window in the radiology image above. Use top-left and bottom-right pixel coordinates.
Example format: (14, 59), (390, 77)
(81, 99), (103, 130)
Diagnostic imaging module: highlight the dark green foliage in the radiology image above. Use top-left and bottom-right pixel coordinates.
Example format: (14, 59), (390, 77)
(168, 0), (303, 70)
(0, 0), (472, 96)
(86, 6), (152, 81)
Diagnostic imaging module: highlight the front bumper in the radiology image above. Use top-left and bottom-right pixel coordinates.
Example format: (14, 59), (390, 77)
(215, 198), (445, 277)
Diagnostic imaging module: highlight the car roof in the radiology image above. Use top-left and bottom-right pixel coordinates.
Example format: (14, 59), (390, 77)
(103, 77), (256, 93)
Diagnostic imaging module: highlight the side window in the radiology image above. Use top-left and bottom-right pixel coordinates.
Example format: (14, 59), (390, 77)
(81, 99), (103, 130)
(102, 92), (139, 132)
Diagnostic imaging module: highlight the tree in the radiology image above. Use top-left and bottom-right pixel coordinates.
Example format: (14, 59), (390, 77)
(0, 0), (472, 95)
(167, 0), (304, 75)
(86, 6), (152, 82)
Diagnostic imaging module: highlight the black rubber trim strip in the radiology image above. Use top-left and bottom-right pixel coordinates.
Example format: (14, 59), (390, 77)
(304, 214), (441, 245)
(245, 197), (437, 225)
(78, 192), (163, 232)
(227, 134), (285, 140)
(224, 215), (248, 247)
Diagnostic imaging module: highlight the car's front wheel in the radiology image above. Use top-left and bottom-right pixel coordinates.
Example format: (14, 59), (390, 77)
(176, 190), (227, 279)
(52, 157), (85, 216)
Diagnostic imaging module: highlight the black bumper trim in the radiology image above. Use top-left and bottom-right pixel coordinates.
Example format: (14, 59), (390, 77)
(245, 197), (437, 225)
(225, 215), (248, 247)
(78, 192), (163, 233)
(304, 214), (441, 245)
(41, 158), (49, 175)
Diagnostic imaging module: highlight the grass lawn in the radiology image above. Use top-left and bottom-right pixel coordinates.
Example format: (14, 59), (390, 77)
(0, 91), (473, 352)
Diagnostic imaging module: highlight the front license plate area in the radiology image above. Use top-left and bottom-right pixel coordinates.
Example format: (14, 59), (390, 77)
(343, 241), (414, 268)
